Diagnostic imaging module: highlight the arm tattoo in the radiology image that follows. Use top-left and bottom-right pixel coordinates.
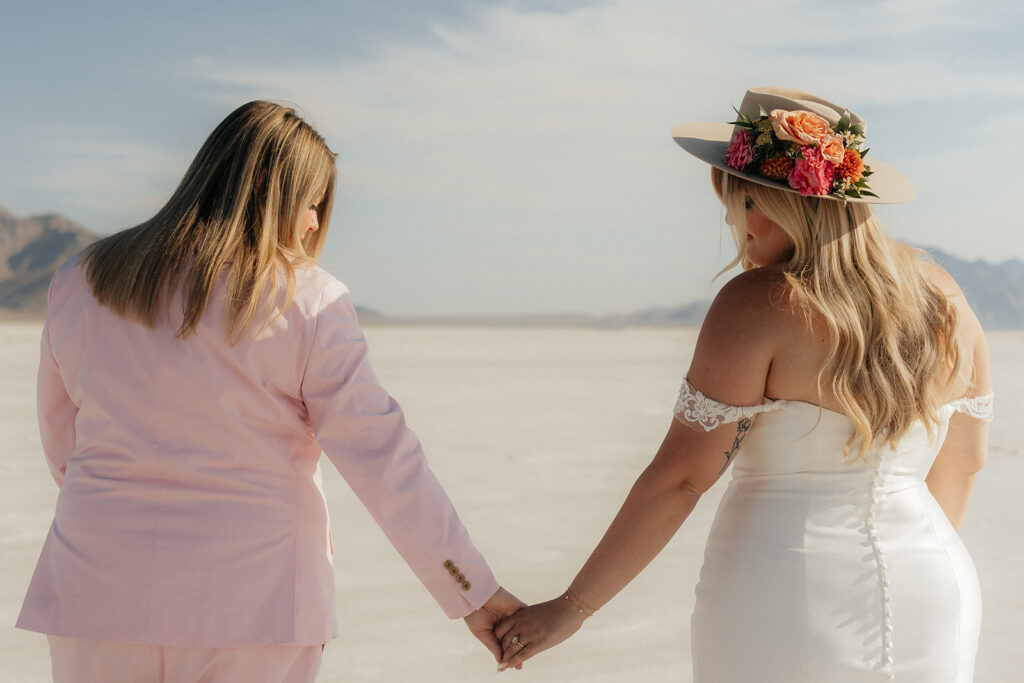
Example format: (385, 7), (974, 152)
(719, 418), (752, 474)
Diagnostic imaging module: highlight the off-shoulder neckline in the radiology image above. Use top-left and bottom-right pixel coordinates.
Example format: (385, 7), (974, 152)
(760, 395), (993, 418)
(674, 377), (993, 432)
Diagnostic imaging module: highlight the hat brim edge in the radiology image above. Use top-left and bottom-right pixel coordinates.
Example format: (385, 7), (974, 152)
(671, 122), (917, 205)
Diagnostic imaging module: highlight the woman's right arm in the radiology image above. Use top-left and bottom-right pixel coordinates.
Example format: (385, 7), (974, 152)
(492, 413), (757, 670)
(300, 275), (503, 619)
(927, 411), (989, 530)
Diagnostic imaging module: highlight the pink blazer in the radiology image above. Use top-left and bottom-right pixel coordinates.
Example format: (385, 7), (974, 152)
(17, 258), (498, 647)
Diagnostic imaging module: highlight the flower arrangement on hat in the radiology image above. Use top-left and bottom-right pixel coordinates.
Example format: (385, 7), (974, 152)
(724, 107), (875, 199)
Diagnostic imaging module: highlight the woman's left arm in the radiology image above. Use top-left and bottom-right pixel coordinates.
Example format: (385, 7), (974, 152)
(495, 416), (752, 668)
(494, 269), (782, 669)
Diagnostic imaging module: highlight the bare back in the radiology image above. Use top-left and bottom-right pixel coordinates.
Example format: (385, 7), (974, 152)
(760, 261), (988, 412)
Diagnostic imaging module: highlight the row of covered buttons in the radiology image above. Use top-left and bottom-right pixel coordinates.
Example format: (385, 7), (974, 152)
(865, 459), (894, 681)
(443, 559), (472, 591)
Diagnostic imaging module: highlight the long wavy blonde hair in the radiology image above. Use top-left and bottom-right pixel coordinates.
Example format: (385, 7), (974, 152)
(711, 167), (961, 459)
(83, 100), (336, 343)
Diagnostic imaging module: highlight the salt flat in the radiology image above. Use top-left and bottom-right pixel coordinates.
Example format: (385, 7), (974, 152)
(2, 323), (1020, 681)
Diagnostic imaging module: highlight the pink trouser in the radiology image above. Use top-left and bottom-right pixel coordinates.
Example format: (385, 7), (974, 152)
(48, 636), (324, 683)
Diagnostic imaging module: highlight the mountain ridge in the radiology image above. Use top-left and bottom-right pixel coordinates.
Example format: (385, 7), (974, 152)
(0, 206), (98, 315)
(1, 205), (1021, 328)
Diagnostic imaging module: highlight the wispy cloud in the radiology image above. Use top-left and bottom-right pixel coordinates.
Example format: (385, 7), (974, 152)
(192, 0), (1022, 229)
(7, 0), (1020, 313)
(26, 126), (186, 229)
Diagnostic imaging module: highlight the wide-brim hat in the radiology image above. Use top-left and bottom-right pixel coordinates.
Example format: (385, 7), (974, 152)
(672, 87), (916, 204)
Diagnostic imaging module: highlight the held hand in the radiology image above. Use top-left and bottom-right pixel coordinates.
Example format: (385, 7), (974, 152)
(494, 595), (588, 670)
(463, 586), (527, 666)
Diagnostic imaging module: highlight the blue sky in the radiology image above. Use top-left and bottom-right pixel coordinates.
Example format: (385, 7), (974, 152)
(2, 0), (1021, 315)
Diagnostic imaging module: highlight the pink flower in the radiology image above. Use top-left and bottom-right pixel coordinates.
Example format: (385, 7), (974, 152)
(725, 130), (754, 170)
(770, 109), (832, 146)
(818, 134), (846, 165)
(788, 146), (836, 196)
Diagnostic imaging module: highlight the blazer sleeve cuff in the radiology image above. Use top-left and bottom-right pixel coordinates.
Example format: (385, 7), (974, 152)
(431, 558), (500, 619)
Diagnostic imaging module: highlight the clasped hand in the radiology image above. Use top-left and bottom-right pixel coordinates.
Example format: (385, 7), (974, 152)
(464, 588), (589, 671)
(493, 594), (588, 671)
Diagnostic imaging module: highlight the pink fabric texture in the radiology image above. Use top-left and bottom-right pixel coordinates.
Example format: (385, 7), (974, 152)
(48, 636), (323, 683)
(18, 258), (498, 647)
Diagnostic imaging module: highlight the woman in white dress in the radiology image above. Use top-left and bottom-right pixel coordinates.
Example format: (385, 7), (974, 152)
(493, 87), (991, 682)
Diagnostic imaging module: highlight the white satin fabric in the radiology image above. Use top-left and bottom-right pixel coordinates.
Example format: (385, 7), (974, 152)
(679, 385), (990, 682)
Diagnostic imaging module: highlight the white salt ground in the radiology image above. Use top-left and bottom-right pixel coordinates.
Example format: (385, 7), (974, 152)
(2, 323), (1020, 681)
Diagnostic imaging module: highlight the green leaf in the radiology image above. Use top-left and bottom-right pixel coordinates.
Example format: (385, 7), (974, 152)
(836, 111), (852, 132)
(859, 147), (870, 159)
(860, 190), (879, 198)
(851, 123), (866, 136)
(730, 106), (754, 126)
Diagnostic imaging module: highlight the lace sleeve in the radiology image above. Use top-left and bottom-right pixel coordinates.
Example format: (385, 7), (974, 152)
(673, 377), (779, 432)
(948, 394), (994, 422)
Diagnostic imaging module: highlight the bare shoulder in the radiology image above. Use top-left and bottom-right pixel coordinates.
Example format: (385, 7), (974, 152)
(706, 266), (790, 326)
(918, 260), (982, 337)
(918, 260), (963, 299)
(688, 267), (788, 406)
(917, 259), (990, 394)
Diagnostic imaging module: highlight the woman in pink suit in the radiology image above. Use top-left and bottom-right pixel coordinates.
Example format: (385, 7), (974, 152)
(17, 100), (521, 682)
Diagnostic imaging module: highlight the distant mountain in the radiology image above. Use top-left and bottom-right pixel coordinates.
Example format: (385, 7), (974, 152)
(607, 247), (1024, 330)
(0, 206), (97, 316)
(367, 248), (1024, 330)
(606, 299), (711, 328)
(0, 206), (384, 321)
(925, 247), (1024, 330)
(1, 205), (1021, 328)
(361, 302), (709, 328)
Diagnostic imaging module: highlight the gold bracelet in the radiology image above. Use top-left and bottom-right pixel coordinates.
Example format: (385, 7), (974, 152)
(564, 588), (599, 617)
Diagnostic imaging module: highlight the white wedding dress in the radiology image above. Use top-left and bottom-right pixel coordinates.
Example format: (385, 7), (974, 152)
(675, 379), (992, 682)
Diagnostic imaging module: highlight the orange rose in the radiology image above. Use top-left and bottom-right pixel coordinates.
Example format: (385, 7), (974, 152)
(770, 109), (832, 146)
(818, 134), (846, 165)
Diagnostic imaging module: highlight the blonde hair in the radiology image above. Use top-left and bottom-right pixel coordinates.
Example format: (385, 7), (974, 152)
(83, 100), (337, 343)
(711, 167), (961, 459)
